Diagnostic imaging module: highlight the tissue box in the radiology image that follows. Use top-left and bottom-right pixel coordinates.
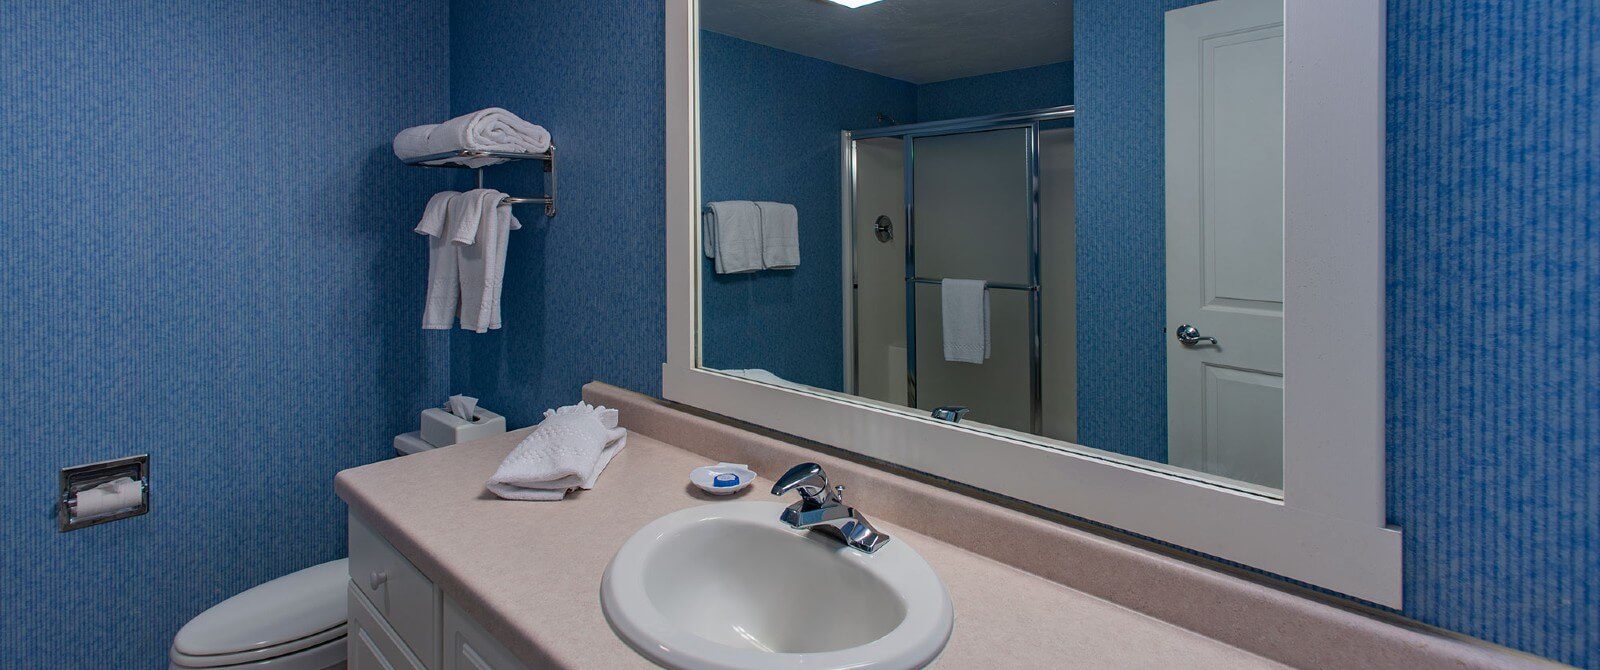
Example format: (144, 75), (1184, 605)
(420, 407), (506, 448)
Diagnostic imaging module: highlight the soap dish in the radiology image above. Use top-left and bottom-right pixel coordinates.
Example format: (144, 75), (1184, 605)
(690, 463), (756, 496)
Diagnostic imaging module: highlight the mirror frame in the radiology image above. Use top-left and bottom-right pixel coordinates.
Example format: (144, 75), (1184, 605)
(663, 0), (1399, 605)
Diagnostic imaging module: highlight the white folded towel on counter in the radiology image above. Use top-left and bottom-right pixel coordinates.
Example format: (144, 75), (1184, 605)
(754, 201), (800, 270)
(941, 279), (991, 364)
(702, 200), (764, 274)
(487, 403), (629, 501)
(393, 107), (551, 167)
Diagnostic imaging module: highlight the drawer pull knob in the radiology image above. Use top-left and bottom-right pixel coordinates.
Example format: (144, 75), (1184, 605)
(369, 571), (388, 590)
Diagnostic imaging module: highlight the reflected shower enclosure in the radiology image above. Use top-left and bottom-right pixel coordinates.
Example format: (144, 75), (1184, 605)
(845, 109), (1077, 441)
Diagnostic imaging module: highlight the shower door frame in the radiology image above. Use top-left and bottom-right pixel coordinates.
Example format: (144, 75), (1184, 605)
(843, 106), (1073, 435)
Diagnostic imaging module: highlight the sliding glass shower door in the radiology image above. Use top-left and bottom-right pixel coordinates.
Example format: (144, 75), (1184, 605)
(908, 127), (1038, 434)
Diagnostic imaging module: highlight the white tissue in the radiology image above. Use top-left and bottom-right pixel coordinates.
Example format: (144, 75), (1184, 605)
(75, 477), (141, 518)
(446, 394), (478, 420)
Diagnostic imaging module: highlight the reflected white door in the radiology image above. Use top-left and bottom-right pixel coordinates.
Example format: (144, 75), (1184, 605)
(1164, 0), (1284, 489)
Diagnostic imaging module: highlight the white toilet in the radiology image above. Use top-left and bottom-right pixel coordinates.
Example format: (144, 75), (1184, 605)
(168, 559), (349, 670)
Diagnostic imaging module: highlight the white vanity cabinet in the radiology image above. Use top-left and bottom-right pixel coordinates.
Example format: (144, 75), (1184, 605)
(348, 514), (534, 670)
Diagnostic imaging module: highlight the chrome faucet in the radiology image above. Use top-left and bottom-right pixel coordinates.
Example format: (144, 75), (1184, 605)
(770, 462), (891, 553)
(930, 406), (969, 423)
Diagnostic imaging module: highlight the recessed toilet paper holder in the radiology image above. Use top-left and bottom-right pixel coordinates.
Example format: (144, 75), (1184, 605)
(58, 454), (149, 532)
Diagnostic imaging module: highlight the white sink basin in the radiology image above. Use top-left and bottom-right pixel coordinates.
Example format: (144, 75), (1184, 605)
(601, 501), (953, 670)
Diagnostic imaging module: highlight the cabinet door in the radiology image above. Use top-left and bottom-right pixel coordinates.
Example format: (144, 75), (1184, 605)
(350, 513), (441, 668)
(441, 596), (535, 670)
(348, 582), (427, 670)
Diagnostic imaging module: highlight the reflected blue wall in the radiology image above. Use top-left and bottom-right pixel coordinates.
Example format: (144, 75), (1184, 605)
(1073, 0), (1206, 464)
(698, 31), (916, 390)
(696, 33), (1070, 390)
(0, 1), (452, 665)
(916, 61), (1074, 122)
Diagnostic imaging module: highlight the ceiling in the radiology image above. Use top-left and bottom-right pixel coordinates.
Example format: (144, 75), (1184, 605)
(700, 0), (1073, 84)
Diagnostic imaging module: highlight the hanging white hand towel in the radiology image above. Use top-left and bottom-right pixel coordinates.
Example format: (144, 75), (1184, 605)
(416, 191), (461, 330)
(701, 200), (763, 274)
(487, 403), (628, 501)
(754, 201), (800, 269)
(453, 190), (520, 333)
(941, 279), (991, 364)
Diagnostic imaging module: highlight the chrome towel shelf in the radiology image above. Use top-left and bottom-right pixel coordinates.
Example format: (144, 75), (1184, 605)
(403, 147), (557, 217)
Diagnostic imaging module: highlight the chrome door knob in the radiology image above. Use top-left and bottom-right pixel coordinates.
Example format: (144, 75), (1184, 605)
(1175, 324), (1218, 346)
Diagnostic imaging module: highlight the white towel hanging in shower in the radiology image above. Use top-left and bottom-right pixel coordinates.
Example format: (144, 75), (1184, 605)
(941, 279), (990, 364)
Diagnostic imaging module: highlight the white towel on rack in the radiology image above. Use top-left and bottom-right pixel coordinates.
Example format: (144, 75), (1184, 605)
(417, 191), (461, 330)
(754, 201), (800, 269)
(941, 279), (990, 364)
(447, 188), (494, 245)
(455, 190), (521, 333)
(393, 107), (551, 168)
(701, 201), (764, 274)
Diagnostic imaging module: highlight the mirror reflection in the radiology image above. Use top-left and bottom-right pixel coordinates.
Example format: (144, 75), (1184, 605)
(698, 0), (1285, 491)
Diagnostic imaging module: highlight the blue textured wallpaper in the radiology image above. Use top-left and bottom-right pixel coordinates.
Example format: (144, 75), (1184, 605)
(1072, 0), (1205, 465)
(0, 1), (452, 667)
(445, 1), (666, 427)
(916, 61), (1074, 123)
(698, 31), (916, 390)
(1386, 1), (1598, 666)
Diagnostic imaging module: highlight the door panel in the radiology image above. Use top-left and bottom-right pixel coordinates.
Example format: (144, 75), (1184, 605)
(1166, 0), (1285, 489)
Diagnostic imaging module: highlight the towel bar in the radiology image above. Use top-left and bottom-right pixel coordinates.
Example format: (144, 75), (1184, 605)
(908, 277), (1036, 292)
(403, 147), (557, 217)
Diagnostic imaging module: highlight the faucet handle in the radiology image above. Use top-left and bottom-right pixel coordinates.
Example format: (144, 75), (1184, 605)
(771, 462), (840, 507)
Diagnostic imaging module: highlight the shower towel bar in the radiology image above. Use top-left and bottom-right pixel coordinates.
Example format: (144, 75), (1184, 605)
(909, 277), (1036, 292)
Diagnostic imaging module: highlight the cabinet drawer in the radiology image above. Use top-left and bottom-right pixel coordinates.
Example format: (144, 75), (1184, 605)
(350, 513), (440, 668)
(348, 583), (427, 670)
(442, 596), (535, 670)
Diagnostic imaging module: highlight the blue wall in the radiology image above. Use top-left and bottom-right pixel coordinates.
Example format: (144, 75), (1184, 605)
(1075, 1), (1599, 666)
(445, 1), (667, 427)
(916, 61), (1074, 122)
(0, 1), (452, 666)
(1072, 0), (1202, 465)
(1386, 1), (1598, 666)
(697, 31), (916, 390)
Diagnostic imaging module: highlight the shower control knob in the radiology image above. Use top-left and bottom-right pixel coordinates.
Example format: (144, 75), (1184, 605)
(369, 571), (388, 590)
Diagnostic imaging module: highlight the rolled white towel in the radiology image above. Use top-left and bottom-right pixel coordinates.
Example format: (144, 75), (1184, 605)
(487, 403), (628, 501)
(394, 107), (551, 167)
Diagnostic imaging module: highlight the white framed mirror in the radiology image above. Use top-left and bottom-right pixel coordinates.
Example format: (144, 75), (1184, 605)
(663, 0), (1398, 605)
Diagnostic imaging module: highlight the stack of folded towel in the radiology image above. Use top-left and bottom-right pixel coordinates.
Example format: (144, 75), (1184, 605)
(702, 200), (800, 274)
(416, 189), (521, 332)
(393, 107), (551, 167)
(487, 403), (628, 501)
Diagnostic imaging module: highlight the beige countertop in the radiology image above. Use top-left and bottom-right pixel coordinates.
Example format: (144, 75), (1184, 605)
(335, 426), (1284, 669)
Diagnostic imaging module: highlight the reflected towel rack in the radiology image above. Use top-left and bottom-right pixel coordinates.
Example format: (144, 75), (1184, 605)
(909, 277), (1036, 292)
(403, 147), (557, 217)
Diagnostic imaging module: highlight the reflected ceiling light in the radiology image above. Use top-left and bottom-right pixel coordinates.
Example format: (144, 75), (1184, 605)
(824, 0), (884, 7)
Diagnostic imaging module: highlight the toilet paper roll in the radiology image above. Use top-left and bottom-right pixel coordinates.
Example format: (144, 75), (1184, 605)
(74, 476), (141, 518)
